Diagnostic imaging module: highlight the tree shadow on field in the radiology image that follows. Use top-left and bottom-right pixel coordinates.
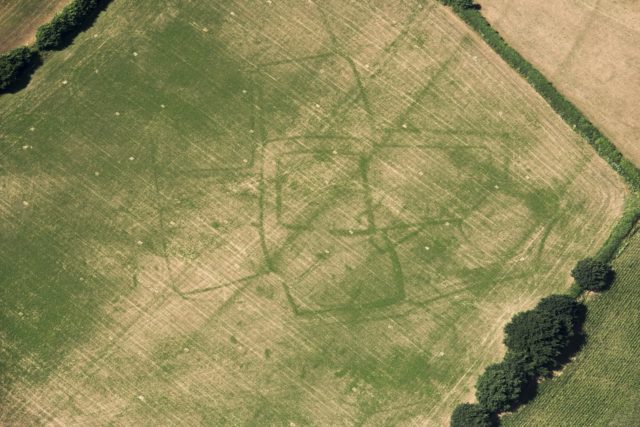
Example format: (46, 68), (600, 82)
(514, 303), (588, 409)
(0, 52), (43, 95)
(557, 303), (588, 366)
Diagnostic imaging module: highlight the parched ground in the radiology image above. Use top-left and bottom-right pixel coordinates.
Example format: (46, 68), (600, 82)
(479, 0), (640, 167)
(503, 223), (640, 426)
(0, 0), (70, 52)
(0, 0), (627, 425)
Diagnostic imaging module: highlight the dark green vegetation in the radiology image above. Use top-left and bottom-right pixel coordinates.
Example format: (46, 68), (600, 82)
(450, 292), (586, 423)
(503, 227), (640, 426)
(595, 196), (640, 264)
(571, 258), (614, 292)
(475, 359), (526, 413)
(504, 296), (583, 377)
(440, 0), (476, 11)
(0, 46), (38, 91)
(450, 403), (493, 427)
(35, 0), (103, 51)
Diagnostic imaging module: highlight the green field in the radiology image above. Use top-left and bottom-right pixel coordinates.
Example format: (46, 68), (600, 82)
(503, 225), (640, 426)
(0, 0), (628, 425)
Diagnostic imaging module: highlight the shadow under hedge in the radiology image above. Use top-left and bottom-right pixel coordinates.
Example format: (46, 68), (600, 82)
(0, 0), (112, 95)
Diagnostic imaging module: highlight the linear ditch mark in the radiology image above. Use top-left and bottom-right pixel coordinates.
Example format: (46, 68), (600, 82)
(184, 0), (460, 311)
(252, 7), (470, 313)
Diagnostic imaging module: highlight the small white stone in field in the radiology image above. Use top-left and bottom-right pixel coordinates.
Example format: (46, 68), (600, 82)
(22, 201), (29, 206)
(424, 246), (430, 250)
(29, 127), (35, 131)
(267, 0), (272, 4)
(351, 387), (357, 392)
(438, 351), (445, 357)
(230, 11), (236, 16)
(348, 230), (354, 235)
(402, 123), (408, 129)
(161, 104), (165, 108)
(315, 103), (321, 108)
(494, 185), (499, 189)
(249, 129), (254, 134)
(62, 80), (68, 85)
(95, 69), (99, 74)
(243, 158), (248, 163)
(242, 89), (247, 94)
(129, 156), (135, 161)
(364, 64), (370, 69)
(22, 145), (29, 150)
(525, 175), (530, 180)
(332, 149), (337, 155)
(520, 257), (525, 261)
(93, 34), (98, 38)
(418, 171), (424, 176)
(136, 240), (143, 245)
(445, 222), (450, 226)
(133, 52), (138, 57)
(18, 311), (24, 317)
(203, 27), (208, 33)
(387, 324), (393, 329)
(137, 395), (145, 401)
(115, 111), (120, 116)
(183, 347), (190, 352)
(324, 249), (330, 254)
(94, 171), (100, 176)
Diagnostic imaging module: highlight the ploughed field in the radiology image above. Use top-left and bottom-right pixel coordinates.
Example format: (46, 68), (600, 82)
(0, 0), (627, 425)
(479, 0), (640, 167)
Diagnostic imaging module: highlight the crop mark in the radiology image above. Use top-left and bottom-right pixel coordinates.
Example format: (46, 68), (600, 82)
(175, 0), (492, 317)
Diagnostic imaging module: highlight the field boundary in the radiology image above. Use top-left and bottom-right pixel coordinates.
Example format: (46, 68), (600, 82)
(442, 2), (640, 425)
(452, 6), (640, 192)
(0, 0), (111, 94)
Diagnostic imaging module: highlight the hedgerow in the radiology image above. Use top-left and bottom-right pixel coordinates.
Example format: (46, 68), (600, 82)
(0, 47), (37, 92)
(36, 0), (102, 51)
(451, 6), (640, 191)
(0, 0), (110, 95)
(440, 3), (637, 424)
(450, 403), (494, 427)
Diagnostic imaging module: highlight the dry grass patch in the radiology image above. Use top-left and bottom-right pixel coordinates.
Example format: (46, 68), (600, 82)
(479, 0), (640, 166)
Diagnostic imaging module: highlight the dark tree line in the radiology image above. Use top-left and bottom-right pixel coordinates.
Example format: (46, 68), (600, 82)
(0, 0), (110, 94)
(0, 47), (38, 92)
(451, 294), (587, 426)
(450, 255), (616, 427)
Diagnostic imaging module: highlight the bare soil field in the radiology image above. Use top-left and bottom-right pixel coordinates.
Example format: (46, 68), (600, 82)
(0, 0), (70, 51)
(0, 0), (628, 425)
(479, 0), (640, 167)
